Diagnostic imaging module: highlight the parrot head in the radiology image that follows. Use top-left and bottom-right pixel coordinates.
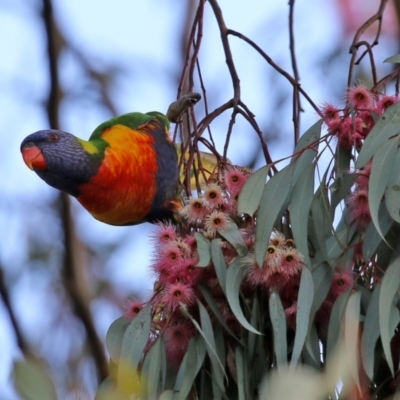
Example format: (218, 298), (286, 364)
(21, 130), (102, 197)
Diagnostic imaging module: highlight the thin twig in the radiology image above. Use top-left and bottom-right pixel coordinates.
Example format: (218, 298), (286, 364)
(0, 266), (29, 354)
(352, 41), (378, 86)
(227, 29), (322, 117)
(288, 0), (301, 145)
(347, 0), (389, 86)
(207, 0), (241, 103)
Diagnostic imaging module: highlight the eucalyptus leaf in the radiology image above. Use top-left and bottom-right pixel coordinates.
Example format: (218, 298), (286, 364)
(145, 338), (163, 400)
(330, 173), (356, 216)
(379, 255), (400, 375)
(361, 284), (381, 380)
(384, 54), (400, 63)
(225, 257), (261, 334)
(120, 303), (152, 370)
(236, 345), (247, 400)
(247, 297), (259, 360)
(304, 324), (321, 368)
(385, 149), (400, 223)
(327, 289), (352, 357)
(13, 358), (57, 400)
(255, 163), (294, 267)
(218, 222), (248, 257)
(160, 391), (175, 400)
(106, 316), (130, 363)
(290, 163), (315, 269)
(368, 137), (398, 241)
(290, 267), (314, 369)
(173, 338), (198, 400)
(195, 301), (226, 382)
(362, 202), (393, 260)
(293, 120), (322, 154)
(195, 335), (207, 375)
(195, 232), (211, 267)
(356, 103), (400, 168)
(199, 283), (239, 340)
(269, 289), (287, 368)
(197, 301), (226, 393)
(344, 292), (361, 389)
(211, 239), (227, 293)
(180, 307), (226, 396)
(310, 262), (334, 318)
(325, 222), (358, 262)
(238, 165), (270, 216)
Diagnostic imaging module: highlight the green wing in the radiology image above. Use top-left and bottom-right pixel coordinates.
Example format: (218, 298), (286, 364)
(89, 112), (170, 140)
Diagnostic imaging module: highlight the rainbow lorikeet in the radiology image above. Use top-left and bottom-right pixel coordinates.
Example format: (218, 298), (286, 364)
(21, 110), (186, 226)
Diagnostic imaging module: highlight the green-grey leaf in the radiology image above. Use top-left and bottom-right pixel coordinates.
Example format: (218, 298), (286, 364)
(356, 103), (400, 168)
(293, 120), (322, 154)
(379, 256), (400, 375)
(219, 222), (248, 257)
(236, 345), (247, 400)
(199, 283), (239, 340)
(304, 324), (321, 368)
(238, 165), (270, 216)
(145, 338), (163, 400)
(362, 202), (393, 260)
(13, 358), (57, 400)
(325, 222), (357, 264)
(196, 300), (226, 387)
(269, 289), (287, 368)
(327, 289), (352, 357)
(195, 232), (211, 267)
(361, 283), (381, 380)
(173, 338), (198, 400)
(225, 257), (261, 334)
(211, 239), (227, 293)
(106, 316), (130, 363)
(255, 164), (294, 267)
(368, 137), (398, 241)
(344, 292), (361, 389)
(310, 262), (334, 317)
(179, 308), (226, 398)
(195, 335), (207, 375)
(330, 173), (356, 216)
(160, 390), (175, 400)
(385, 150), (400, 223)
(247, 297), (259, 360)
(384, 54), (400, 63)
(214, 325), (226, 374)
(290, 267), (314, 369)
(290, 163), (315, 269)
(120, 303), (151, 369)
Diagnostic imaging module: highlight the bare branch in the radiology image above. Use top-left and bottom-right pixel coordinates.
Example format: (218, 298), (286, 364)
(0, 266), (29, 354)
(347, 0), (389, 86)
(288, 0), (301, 145)
(41, 0), (108, 383)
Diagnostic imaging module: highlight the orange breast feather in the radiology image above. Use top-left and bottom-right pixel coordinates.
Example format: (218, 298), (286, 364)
(78, 124), (158, 225)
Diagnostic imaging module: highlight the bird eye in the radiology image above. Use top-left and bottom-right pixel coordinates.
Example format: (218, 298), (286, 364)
(48, 133), (59, 142)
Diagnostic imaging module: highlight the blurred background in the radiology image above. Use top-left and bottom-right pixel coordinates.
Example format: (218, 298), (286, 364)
(0, 0), (399, 398)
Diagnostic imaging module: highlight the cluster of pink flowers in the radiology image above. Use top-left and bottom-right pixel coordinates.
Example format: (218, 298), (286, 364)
(323, 85), (398, 230)
(123, 162), (355, 369)
(322, 85), (398, 150)
(124, 166), (253, 368)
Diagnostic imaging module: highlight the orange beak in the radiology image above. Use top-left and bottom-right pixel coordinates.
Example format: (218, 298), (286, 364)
(21, 145), (47, 170)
